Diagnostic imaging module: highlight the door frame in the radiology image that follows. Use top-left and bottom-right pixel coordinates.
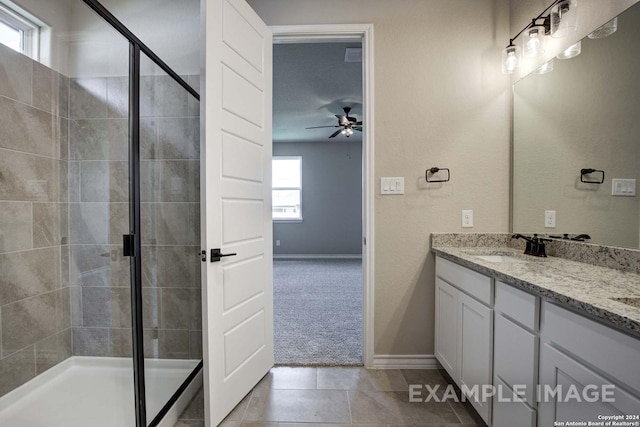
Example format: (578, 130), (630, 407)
(270, 24), (375, 368)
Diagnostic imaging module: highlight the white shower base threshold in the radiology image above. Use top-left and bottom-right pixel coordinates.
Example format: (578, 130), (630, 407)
(0, 356), (202, 427)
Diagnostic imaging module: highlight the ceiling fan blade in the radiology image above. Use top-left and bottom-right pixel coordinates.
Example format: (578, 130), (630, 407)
(355, 121), (363, 125)
(329, 129), (342, 138)
(347, 116), (357, 123)
(354, 127), (363, 132)
(306, 125), (340, 129)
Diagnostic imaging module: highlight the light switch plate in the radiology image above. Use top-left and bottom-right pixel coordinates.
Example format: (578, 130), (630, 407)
(612, 179), (636, 196)
(462, 210), (473, 228)
(381, 177), (405, 195)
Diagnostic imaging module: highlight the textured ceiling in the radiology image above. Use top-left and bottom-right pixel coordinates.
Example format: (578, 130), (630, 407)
(273, 42), (363, 143)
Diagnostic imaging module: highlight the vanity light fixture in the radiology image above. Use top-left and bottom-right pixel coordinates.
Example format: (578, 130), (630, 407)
(502, 0), (573, 74)
(524, 24), (547, 57)
(556, 41), (581, 59)
(588, 17), (618, 39)
(502, 42), (521, 74)
(551, 0), (578, 39)
(534, 59), (554, 74)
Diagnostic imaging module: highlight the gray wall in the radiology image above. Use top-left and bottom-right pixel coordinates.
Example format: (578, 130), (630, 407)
(273, 140), (363, 255)
(0, 43), (71, 397)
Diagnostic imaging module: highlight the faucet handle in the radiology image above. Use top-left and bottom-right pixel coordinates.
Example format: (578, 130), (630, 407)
(537, 241), (549, 257)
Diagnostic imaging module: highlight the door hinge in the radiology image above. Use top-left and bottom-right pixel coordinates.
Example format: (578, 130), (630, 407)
(123, 234), (135, 257)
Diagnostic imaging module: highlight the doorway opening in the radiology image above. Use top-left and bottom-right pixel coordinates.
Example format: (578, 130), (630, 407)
(271, 36), (368, 366)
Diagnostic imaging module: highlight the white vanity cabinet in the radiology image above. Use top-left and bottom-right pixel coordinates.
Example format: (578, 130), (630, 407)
(538, 301), (640, 425)
(434, 254), (640, 427)
(435, 257), (493, 425)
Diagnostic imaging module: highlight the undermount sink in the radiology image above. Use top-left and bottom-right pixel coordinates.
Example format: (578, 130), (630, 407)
(610, 297), (640, 309)
(474, 255), (526, 263)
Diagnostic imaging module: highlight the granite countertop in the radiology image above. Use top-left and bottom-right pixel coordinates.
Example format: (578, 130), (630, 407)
(432, 245), (640, 337)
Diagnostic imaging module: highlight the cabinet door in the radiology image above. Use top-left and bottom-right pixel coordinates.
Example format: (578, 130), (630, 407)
(458, 291), (493, 425)
(538, 343), (640, 426)
(435, 278), (458, 380)
(494, 313), (538, 406)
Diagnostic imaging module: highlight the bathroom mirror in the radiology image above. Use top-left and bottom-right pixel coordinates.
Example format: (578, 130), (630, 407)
(512, 2), (640, 249)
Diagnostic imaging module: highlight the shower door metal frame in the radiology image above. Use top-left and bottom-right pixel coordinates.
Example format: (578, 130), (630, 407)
(80, 1), (202, 426)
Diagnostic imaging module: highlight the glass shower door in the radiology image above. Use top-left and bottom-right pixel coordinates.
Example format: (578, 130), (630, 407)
(138, 53), (202, 424)
(0, 0), (137, 425)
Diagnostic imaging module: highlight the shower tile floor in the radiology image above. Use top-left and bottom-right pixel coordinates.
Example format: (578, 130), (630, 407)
(0, 357), (199, 427)
(175, 367), (486, 426)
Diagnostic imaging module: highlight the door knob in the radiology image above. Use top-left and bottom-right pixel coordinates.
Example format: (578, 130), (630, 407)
(210, 248), (237, 262)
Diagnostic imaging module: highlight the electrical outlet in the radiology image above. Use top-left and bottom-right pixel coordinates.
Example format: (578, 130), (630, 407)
(544, 210), (556, 228)
(275, 240), (281, 247)
(462, 210), (473, 228)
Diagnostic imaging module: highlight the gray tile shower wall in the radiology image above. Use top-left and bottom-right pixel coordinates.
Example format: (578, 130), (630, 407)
(140, 74), (202, 361)
(0, 43), (201, 397)
(0, 44), (71, 398)
(68, 73), (202, 360)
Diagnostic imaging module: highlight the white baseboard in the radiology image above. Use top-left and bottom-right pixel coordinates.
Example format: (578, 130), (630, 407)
(273, 254), (363, 260)
(371, 354), (440, 370)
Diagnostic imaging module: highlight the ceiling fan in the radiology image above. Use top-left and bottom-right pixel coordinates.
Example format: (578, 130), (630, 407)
(305, 106), (363, 138)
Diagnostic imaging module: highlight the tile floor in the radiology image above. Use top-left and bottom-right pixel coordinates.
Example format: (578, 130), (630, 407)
(175, 367), (486, 427)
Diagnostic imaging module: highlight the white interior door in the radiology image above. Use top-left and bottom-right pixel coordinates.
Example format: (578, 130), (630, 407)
(201, 0), (273, 424)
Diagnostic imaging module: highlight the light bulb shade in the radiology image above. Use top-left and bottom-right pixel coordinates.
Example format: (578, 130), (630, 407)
(502, 45), (521, 74)
(524, 26), (546, 57)
(588, 17), (618, 39)
(534, 60), (554, 74)
(551, 0), (578, 38)
(556, 41), (581, 59)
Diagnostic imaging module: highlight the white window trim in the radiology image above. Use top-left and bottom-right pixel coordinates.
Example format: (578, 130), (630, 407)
(0, 2), (40, 59)
(272, 155), (303, 222)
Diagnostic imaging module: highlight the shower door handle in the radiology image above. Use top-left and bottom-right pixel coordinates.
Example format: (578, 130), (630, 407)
(210, 248), (237, 262)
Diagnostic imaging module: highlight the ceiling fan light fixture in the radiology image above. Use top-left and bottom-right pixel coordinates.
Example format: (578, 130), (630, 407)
(305, 106), (363, 139)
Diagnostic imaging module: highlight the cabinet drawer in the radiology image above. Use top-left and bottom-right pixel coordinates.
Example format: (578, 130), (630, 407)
(494, 313), (538, 406)
(492, 376), (536, 427)
(436, 257), (492, 305)
(541, 301), (640, 395)
(495, 281), (539, 331)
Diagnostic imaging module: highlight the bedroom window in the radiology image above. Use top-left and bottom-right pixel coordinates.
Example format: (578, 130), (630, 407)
(0, 3), (39, 59)
(272, 156), (302, 221)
